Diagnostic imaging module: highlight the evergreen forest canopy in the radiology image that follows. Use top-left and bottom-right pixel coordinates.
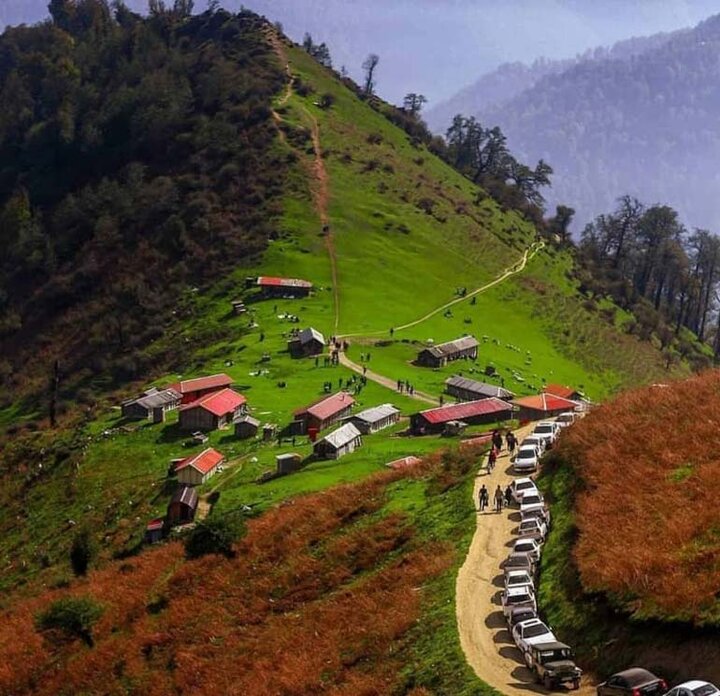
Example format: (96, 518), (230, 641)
(0, 0), (285, 400)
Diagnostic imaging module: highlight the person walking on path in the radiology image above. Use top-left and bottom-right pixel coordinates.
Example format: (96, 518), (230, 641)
(494, 485), (504, 513)
(487, 447), (497, 472)
(506, 431), (517, 453)
(504, 484), (513, 507)
(478, 484), (489, 512)
(492, 430), (503, 452)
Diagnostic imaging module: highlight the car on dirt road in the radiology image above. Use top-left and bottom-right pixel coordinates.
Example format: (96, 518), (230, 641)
(512, 618), (556, 655)
(505, 569), (534, 591)
(528, 641), (582, 690)
(518, 516), (547, 542)
(596, 668), (667, 696)
(511, 477), (539, 503)
(533, 422), (558, 448)
(507, 606), (538, 628)
(664, 681), (720, 696)
(502, 552), (536, 577)
(522, 435), (547, 454)
(513, 445), (540, 473)
(501, 586), (536, 617)
(555, 411), (577, 428)
(520, 492), (547, 516)
(522, 507), (551, 529)
(512, 537), (541, 562)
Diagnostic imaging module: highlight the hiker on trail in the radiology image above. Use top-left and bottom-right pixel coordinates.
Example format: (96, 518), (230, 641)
(506, 431), (517, 453)
(366, 352), (371, 361)
(259, 332), (265, 342)
(363, 365), (367, 375)
(343, 341), (349, 351)
(409, 385), (414, 395)
(504, 484), (513, 507)
(479, 485), (489, 512)
(439, 395), (444, 405)
(471, 296), (476, 306)
(339, 378), (343, 388)
(492, 430), (503, 452)
(405, 379), (410, 392)
(390, 327), (395, 337)
(494, 486), (504, 513)
(487, 448), (497, 472)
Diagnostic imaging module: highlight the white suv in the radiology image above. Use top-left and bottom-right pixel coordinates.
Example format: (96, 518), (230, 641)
(514, 445), (539, 473)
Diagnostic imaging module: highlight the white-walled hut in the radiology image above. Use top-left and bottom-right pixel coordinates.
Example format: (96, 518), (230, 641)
(175, 448), (224, 486)
(178, 388), (247, 432)
(313, 423), (363, 460)
(350, 403), (401, 434)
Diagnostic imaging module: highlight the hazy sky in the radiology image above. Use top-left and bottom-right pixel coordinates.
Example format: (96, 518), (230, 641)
(2, 1), (718, 105)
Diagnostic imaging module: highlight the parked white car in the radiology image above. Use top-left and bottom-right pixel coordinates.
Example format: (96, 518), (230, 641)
(532, 422), (558, 448)
(512, 618), (556, 657)
(513, 446), (539, 473)
(501, 586), (537, 618)
(518, 516), (547, 542)
(522, 507), (551, 529)
(521, 435), (546, 455)
(513, 537), (541, 562)
(511, 477), (538, 503)
(664, 682), (720, 696)
(503, 552), (535, 577)
(555, 411), (577, 428)
(520, 492), (546, 516)
(505, 569), (534, 591)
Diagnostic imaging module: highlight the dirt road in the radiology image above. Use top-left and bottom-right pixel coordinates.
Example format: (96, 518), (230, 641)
(456, 425), (595, 696)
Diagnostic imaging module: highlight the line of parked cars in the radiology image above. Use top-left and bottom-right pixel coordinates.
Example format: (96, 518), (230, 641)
(501, 414), (584, 690)
(502, 414), (720, 696)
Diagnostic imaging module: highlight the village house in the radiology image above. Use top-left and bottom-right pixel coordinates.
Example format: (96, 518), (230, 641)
(288, 327), (326, 358)
(145, 518), (164, 544)
(175, 448), (224, 486)
(544, 383), (585, 401)
(234, 414), (260, 439)
(121, 387), (182, 422)
(350, 403), (401, 434)
(167, 485), (198, 525)
(416, 336), (479, 368)
(178, 388), (247, 432)
(167, 373), (234, 405)
(513, 393), (579, 422)
(445, 375), (514, 402)
(292, 391), (356, 436)
(313, 423), (363, 460)
(411, 398), (513, 434)
(250, 276), (313, 298)
(276, 452), (303, 475)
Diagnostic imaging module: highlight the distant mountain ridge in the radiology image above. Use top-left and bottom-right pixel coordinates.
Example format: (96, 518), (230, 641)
(427, 19), (720, 230)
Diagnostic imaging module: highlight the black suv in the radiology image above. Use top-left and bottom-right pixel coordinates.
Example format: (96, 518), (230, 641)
(527, 641), (582, 690)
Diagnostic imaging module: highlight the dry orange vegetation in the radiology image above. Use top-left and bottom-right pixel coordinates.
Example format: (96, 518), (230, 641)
(557, 370), (720, 623)
(0, 449), (478, 695)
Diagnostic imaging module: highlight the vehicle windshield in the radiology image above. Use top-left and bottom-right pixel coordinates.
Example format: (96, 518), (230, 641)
(520, 521), (537, 530)
(517, 481), (535, 490)
(509, 594), (532, 604)
(523, 623), (550, 638)
(692, 686), (718, 696)
(517, 451), (535, 460)
(515, 541), (534, 550)
(539, 648), (572, 662)
(523, 495), (542, 505)
(508, 575), (529, 585)
(534, 425), (553, 434)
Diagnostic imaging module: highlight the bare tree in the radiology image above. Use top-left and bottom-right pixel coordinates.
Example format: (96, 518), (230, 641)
(362, 54), (379, 96)
(403, 93), (427, 118)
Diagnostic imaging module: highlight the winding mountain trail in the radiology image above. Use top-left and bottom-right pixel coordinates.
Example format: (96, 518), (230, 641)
(456, 433), (596, 696)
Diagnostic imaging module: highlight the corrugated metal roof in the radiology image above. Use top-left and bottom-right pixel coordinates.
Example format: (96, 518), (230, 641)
(295, 392), (355, 420)
(352, 403), (400, 424)
(298, 327), (325, 345)
(146, 518), (164, 531)
(176, 448), (224, 475)
(544, 383), (580, 399)
(513, 393), (578, 411)
(181, 388), (246, 417)
(170, 373), (233, 395)
(319, 422), (362, 449)
(130, 388), (182, 410)
(234, 414), (260, 427)
(418, 398), (512, 425)
(421, 335), (479, 359)
(170, 485), (198, 509)
(445, 375), (514, 399)
(257, 276), (313, 288)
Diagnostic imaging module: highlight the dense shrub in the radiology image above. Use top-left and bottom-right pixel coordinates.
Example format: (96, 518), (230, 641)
(184, 515), (243, 559)
(36, 596), (104, 646)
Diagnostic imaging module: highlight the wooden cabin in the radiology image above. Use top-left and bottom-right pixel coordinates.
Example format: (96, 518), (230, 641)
(276, 453), (303, 475)
(175, 448), (224, 486)
(167, 373), (234, 405)
(313, 423), (363, 460)
(255, 276), (313, 298)
(445, 375), (514, 402)
(512, 393), (579, 422)
(234, 415), (260, 439)
(178, 388), (247, 432)
(350, 403), (401, 434)
(167, 486), (198, 525)
(121, 388), (182, 422)
(411, 398), (513, 434)
(292, 391), (355, 435)
(288, 327), (326, 358)
(417, 336), (479, 368)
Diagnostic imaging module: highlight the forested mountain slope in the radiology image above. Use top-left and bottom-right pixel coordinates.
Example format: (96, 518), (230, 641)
(429, 15), (720, 230)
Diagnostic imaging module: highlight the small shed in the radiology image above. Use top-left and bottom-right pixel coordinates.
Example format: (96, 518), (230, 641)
(179, 388), (247, 432)
(167, 486), (198, 525)
(442, 420), (467, 437)
(175, 448), (224, 486)
(445, 376), (514, 402)
(411, 398), (513, 434)
(121, 388), (182, 421)
(293, 391), (356, 434)
(313, 423), (363, 460)
(256, 276), (313, 298)
(288, 327), (326, 358)
(350, 403), (401, 434)
(145, 518), (165, 544)
(276, 452), (303, 475)
(263, 423), (278, 442)
(231, 299), (247, 315)
(512, 393), (579, 422)
(234, 414), (260, 439)
(417, 336), (479, 368)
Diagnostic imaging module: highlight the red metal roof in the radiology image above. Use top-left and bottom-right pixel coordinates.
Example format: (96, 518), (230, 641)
(169, 373), (233, 395)
(513, 393), (578, 412)
(257, 276), (313, 288)
(295, 391), (356, 420)
(146, 518), (164, 531)
(176, 448), (224, 474)
(544, 383), (578, 399)
(418, 398), (512, 425)
(180, 388), (246, 417)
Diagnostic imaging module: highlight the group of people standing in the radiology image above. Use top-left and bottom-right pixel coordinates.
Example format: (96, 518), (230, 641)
(478, 428), (518, 513)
